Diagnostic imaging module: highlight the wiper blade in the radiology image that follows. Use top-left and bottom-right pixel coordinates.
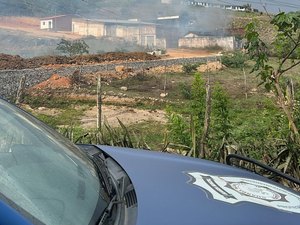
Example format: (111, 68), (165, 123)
(226, 154), (300, 186)
(91, 152), (114, 197)
(98, 195), (122, 225)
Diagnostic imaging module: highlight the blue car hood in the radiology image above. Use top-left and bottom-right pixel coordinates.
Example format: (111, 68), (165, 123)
(99, 145), (300, 225)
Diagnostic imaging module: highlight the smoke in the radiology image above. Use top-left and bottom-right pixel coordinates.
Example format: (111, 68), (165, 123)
(0, 0), (234, 57)
(0, 29), (58, 58)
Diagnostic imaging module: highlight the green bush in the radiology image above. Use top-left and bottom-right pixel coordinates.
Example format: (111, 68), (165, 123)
(166, 112), (191, 147)
(56, 39), (89, 56)
(179, 82), (192, 99)
(221, 51), (247, 68)
(182, 63), (199, 74)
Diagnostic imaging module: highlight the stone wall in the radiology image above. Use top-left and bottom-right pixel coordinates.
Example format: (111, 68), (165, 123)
(0, 56), (219, 99)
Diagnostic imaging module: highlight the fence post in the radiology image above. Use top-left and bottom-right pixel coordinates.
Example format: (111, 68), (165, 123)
(97, 74), (102, 130)
(15, 75), (26, 105)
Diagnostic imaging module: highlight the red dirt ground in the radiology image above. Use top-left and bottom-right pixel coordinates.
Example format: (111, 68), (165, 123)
(31, 74), (72, 90)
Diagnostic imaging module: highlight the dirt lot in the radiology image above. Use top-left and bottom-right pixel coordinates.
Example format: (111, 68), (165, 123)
(0, 16), (80, 40)
(165, 48), (221, 59)
(27, 103), (166, 129)
(81, 105), (166, 129)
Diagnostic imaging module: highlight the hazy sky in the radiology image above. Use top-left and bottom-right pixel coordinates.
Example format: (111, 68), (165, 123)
(206, 0), (300, 12)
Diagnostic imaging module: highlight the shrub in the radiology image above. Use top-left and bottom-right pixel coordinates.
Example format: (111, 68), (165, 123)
(179, 82), (192, 99)
(56, 39), (89, 56)
(221, 51), (247, 68)
(182, 63), (199, 74)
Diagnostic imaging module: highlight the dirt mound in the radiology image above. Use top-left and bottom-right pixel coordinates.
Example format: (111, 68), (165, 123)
(30, 74), (72, 90)
(0, 54), (28, 70)
(197, 61), (224, 72)
(0, 52), (159, 70)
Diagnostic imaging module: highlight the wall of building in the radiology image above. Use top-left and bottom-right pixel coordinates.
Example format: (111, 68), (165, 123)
(108, 24), (156, 47)
(53, 16), (72, 31)
(179, 36), (236, 51)
(72, 20), (105, 37)
(73, 19), (157, 47)
(40, 19), (53, 29)
(41, 16), (73, 31)
(156, 38), (167, 49)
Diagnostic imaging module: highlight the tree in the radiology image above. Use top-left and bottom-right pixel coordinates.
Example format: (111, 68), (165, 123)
(166, 74), (231, 160)
(56, 39), (89, 56)
(166, 73), (206, 157)
(211, 84), (231, 162)
(242, 4), (252, 12)
(244, 11), (300, 177)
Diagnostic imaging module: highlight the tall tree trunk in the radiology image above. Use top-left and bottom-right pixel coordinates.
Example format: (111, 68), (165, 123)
(199, 82), (212, 158)
(274, 80), (299, 143)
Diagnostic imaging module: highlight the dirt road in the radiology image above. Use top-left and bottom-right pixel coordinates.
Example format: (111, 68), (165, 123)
(165, 48), (220, 59)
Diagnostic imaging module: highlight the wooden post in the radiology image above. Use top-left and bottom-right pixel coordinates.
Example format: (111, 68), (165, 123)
(97, 74), (102, 130)
(191, 115), (196, 158)
(200, 81), (212, 159)
(243, 67), (248, 99)
(15, 75), (26, 105)
(199, 61), (211, 159)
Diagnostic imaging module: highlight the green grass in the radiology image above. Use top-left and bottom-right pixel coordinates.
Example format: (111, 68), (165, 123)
(33, 108), (85, 128)
(22, 58), (300, 152)
(127, 121), (167, 150)
(24, 95), (95, 109)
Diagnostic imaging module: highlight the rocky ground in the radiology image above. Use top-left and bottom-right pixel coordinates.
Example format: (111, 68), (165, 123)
(25, 60), (224, 128)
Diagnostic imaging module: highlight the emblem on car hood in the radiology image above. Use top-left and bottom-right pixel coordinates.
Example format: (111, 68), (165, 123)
(187, 172), (300, 214)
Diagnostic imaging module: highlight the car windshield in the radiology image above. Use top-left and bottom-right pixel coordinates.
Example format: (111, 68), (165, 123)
(0, 99), (109, 225)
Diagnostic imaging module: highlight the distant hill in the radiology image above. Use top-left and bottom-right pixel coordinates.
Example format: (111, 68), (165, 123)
(230, 12), (276, 44)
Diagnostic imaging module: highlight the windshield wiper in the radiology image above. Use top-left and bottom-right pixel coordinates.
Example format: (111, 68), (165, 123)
(77, 144), (114, 197)
(226, 154), (300, 187)
(79, 145), (128, 224)
(98, 195), (123, 225)
(91, 152), (114, 197)
(92, 153), (125, 225)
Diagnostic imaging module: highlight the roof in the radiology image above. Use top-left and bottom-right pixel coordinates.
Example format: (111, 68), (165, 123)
(40, 14), (80, 20)
(157, 15), (180, 20)
(40, 15), (69, 20)
(72, 18), (156, 26)
(185, 31), (202, 36)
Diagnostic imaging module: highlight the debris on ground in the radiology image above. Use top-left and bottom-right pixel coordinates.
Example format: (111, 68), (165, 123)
(197, 61), (224, 72)
(0, 52), (159, 70)
(30, 74), (72, 90)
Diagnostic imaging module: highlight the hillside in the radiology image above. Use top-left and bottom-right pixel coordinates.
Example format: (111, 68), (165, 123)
(230, 12), (276, 43)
